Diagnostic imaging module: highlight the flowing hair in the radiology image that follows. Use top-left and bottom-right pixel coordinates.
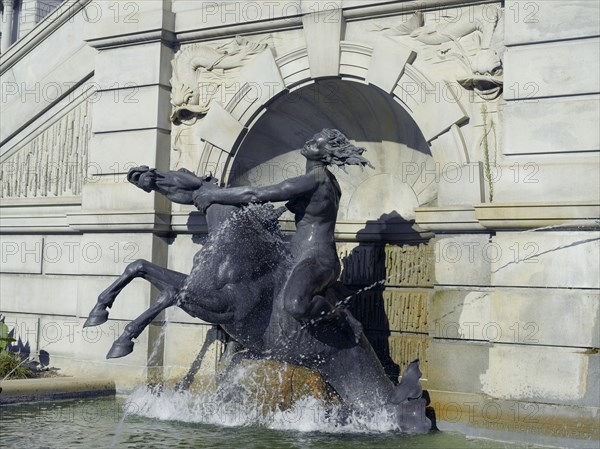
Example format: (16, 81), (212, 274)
(319, 129), (374, 172)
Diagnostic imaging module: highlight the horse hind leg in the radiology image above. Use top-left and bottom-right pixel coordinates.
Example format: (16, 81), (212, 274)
(107, 286), (179, 359)
(85, 259), (186, 327)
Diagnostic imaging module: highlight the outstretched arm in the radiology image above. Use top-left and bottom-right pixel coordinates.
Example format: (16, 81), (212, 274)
(193, 173), (318, 211)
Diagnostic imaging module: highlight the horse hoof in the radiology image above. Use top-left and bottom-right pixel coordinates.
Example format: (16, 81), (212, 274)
(84, 309), (109, 328)
(106, 340), (134, 359)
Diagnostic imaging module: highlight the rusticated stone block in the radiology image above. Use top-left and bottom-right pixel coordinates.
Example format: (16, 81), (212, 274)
(366, 332), (430, 381)
(338, 242), (434, 287)
(349, 289), (429, 333)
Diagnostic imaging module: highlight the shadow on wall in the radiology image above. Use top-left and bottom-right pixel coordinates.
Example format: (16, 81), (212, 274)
(341, 212), (429, 383)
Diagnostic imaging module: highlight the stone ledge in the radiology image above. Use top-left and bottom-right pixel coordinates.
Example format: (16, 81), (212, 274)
(0, 377), (115, 404)
(429, 389), (600, 446)
(415, 203), (600, 232)
(475, 202), (600, 229)
(67, 211), (171, 232)
(415, 206), (485, 232)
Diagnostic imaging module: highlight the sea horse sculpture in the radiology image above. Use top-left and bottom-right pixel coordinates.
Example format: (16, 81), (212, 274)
(374, 6), (505, 99)
(85, 129), (432, 433)
(170, 35), (269, 123)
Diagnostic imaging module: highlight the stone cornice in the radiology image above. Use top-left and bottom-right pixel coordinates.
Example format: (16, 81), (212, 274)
(342, 0), (500, 21)
(174, 0), (496, 43)
(0, 0), (92, 74)
(474, 202), (600, 230)
(2, 201), (597, 234)
(416, 202), (600, 232)
(0, 202), (172, 233)
(84, 9), (176, 50)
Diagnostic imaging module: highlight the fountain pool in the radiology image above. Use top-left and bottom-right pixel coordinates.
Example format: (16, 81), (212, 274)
(1, 394), (545, 449)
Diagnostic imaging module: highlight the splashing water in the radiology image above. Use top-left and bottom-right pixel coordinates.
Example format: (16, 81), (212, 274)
(124, 384), (403, 434)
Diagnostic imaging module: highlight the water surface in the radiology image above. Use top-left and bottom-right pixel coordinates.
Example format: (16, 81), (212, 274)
(1, 395), (541, 449)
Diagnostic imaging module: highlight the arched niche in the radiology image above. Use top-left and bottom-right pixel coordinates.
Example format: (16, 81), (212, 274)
(225, 79), (435, 226)
(176, 40), (472, 236)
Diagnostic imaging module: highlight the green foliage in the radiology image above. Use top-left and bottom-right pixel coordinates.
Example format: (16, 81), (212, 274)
(0, 318), (31, 379)
(0, 321), (16, 352)
(0, 351), (31, 379)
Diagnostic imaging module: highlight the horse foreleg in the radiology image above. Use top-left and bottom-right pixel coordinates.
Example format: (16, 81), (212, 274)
(85, 259), (186, 327)
(107, 286), (178, 359)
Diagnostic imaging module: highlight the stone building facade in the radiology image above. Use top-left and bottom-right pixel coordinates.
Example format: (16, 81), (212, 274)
(1, 0), (598, 445)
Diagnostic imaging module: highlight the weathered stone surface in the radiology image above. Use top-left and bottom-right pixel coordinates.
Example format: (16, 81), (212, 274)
(490, 231), (600, 289)
(302, 9), (344, 78)
(38, 316), (149, 364)
(0, 235), (44, 274)
(429, 290), (491, 341)
(345, 173), (420, 221)
(436, 163), (485, 207)
(91, 85), (172, 134)
(430, 390), (600, 443)
(504, 0), (600, 45)
(503, 95), (600, 155)
(0, 377), (115, 404)
(197, 102), (245, 152)
(481, 345), (595, 403)
(38, 235), (80, 275)
(1, 27), (95, 143)
(490, 289), (600, 348)
(88, 129), (170, 175)
(166, 234), (203, 275)
(433, 234), (492, 286)
(492, 155), (600, 204)
(77, 233), (158, 277)
(81, 178), (159, 211)
(429, 125), (470, 167)
(427, 339), (490, 393)
(95, 42), (172, 90)
(339, 41), (372, 80)
(367, 38), (415, 93)
(229, 50), (286, 125)
(415, 206), (484, 232)
(173, 1), (302, 31)
(504, 38), (600, 100)
(0, 274), (78, 316)
(276, 47), (311, 87)
(406, 73), (469, 142)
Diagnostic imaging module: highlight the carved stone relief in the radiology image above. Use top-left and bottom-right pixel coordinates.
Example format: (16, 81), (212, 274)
(170, 35), (270, 125)
(0, 100), (91, 198)
(371, 5), (505, 100)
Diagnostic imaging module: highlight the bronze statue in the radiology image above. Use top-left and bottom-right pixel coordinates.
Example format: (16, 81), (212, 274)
(85, 129), (432, 433)
(193, 129), (372, 340)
